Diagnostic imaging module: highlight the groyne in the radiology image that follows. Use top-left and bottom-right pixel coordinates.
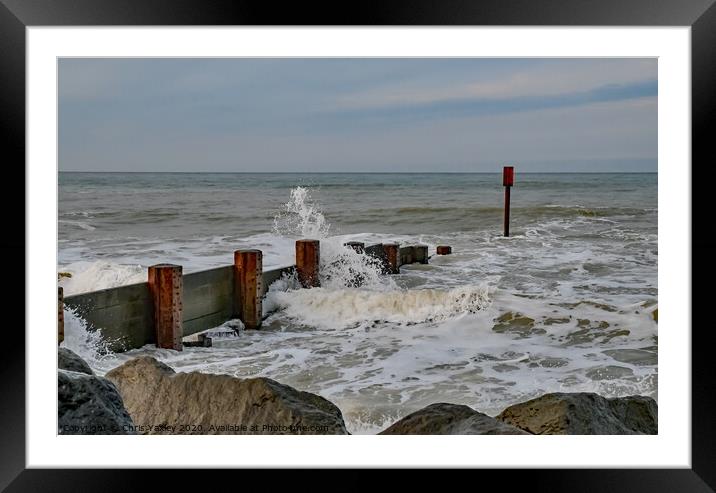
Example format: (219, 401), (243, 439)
(60, 241), (448, 352)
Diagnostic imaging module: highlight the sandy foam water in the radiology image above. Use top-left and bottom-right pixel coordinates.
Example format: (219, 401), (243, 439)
(75, 288), (656, 434)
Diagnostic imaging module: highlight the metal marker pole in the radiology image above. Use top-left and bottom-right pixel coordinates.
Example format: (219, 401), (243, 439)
(503, 166), (514, 237)
(504, 186), (511, 237)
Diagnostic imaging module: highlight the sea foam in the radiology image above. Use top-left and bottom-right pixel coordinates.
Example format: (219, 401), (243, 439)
(265, 284), (491, 329)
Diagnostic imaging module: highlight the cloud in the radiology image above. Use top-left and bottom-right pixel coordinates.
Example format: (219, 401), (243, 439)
(332, 58), (656, 109)
(309, 80), (657, 133)
(58, 58), (657, 172)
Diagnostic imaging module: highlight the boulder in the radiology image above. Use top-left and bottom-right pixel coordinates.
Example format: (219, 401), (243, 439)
(379, 403), (528, 435)
(497, 392), (657, 435)
(58, 347), (93, 375)
(105, 356), (349, 435)
(58, 370), (135, 434)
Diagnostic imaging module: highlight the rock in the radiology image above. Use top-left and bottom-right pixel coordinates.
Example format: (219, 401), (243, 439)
(105, 356), (349, 435)
(58, 348), (93, 375)
(379, 403), (528, 435)
(497, 392), (657, 435)
(58, 370), (135, 434)
(492, 312), (542, 337)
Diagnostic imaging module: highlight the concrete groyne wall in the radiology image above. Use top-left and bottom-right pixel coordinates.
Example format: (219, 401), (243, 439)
(60, 241), (444, 352)
(64, 265), (295, 352)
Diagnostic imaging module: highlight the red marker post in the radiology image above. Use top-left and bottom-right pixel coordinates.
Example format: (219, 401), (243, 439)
(503, 166), (514, 237)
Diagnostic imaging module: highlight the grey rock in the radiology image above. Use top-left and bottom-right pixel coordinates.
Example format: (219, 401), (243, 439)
(58, 370), (135, 434)
(105, 356), (348, 435)
(497, 392), (657, 435)
(379, 403), (528, 435)
(58, 347), (93, 375)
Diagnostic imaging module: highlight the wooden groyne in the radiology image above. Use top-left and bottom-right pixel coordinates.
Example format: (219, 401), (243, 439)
(60, 241), (449, 353)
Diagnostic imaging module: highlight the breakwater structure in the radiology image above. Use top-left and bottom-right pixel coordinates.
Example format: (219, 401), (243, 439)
(58, 241), (452, 352)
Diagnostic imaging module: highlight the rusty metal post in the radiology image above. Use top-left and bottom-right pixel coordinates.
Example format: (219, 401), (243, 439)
(148, 264), (183, 351)
(344, 241), (365, 253)
(296, 239), (320, 288)
(437, 245), (452, 255)
(503, 166), (514, 237)
(383, 243), (400, 274)
(58, 287), (64, 345)
(234, 249), (263, 329)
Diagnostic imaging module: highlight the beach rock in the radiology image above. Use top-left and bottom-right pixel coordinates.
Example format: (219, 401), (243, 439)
(58, 347), (93, 375)
(105, 356), (349, 435)
(379, 403), (529, 435)
(58, 370), (135, 434)
(497, 392), (657, 435)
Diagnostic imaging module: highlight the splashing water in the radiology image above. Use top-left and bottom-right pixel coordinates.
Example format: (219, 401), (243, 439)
(264, 187), (488, 332)
(61, 309), (121, 371)
(273, 186), (331, 239)
(272, 186), (395, 291)
(318, 242), (396, 291)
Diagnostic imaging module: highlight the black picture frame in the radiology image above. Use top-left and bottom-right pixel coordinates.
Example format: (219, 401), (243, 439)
(2, 0), (713, 489)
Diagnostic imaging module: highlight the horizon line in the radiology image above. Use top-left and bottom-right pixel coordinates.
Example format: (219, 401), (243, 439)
(58, 170), (658, 174)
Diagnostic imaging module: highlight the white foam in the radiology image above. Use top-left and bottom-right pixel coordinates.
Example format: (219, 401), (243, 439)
(265, 284), (491, 329)
(61, 309), (121, 371)
(58, 260), (145, 296)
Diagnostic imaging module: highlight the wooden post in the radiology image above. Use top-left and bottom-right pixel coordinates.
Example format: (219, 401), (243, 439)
(503, 166), (514, 237)
(344, 241), (365, 253)
(414, 244), (429, 264)
(234, 249), (263, 330)
(437, 245), (452, 255)
(296, 239), (320, 288)
(148, 264), (183, 351)
(58, 287), (64, 345)
(383, 243), (400, 274)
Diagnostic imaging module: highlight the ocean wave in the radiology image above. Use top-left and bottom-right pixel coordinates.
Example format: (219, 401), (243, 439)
(58, 219), (96, 231)
(58, 260), (145, 296)
(265, 284), (491, 329)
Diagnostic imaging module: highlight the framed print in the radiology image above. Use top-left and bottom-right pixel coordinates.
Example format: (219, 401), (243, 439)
(2, 0), (714, 489)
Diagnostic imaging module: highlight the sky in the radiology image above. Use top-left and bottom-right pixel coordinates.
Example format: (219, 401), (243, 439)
(58, 58), (657, 172)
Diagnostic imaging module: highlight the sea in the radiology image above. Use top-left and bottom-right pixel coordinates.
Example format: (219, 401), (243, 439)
(58, 172), (658, 434)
